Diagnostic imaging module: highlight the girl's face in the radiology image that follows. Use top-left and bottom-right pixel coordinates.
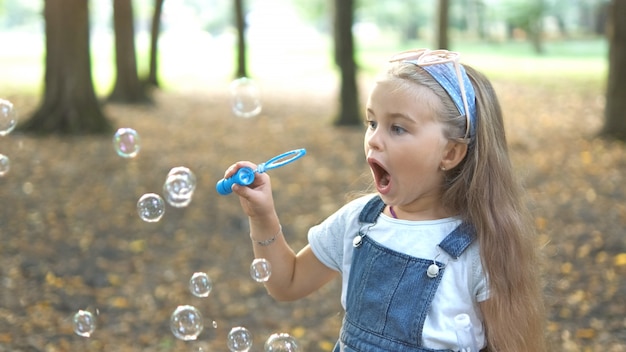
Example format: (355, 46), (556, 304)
(364, 77), (452, 218)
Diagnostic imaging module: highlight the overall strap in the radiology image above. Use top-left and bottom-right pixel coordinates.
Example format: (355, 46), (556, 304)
(438, 222), (476, 259)
(358, 195), (386, 224)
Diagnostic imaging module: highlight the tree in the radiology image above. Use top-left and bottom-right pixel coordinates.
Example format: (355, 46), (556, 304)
(145, 0), (165, 88)
(333, 0), (360, 126)
(19, 0), (112, 135)
(601, 0), (626, 141)
(108, 0), (149, 103)
(234, 0), (248, 78)
(437, 0), (450, 49)
(504, 0), (546, 54)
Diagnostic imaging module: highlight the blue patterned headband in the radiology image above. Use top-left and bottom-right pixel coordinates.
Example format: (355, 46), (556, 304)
(391, 49), (477, 139)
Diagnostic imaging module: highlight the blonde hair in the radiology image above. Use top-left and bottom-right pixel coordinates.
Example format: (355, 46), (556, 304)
(387, 62), (547, 351)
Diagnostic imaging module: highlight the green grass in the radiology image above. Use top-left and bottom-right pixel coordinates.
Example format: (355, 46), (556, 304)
(0, 30), (608, 98)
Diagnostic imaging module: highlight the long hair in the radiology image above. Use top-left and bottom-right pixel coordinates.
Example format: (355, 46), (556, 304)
(387, 62), (547, 351)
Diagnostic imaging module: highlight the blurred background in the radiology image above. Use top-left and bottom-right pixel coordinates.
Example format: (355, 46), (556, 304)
(0, 0), (624, 351)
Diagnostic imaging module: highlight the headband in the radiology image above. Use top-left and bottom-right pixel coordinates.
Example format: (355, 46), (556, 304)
(420, 62), (477, 138)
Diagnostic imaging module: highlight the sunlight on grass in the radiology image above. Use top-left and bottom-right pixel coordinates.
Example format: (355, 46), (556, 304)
(0, 29), (608, 98)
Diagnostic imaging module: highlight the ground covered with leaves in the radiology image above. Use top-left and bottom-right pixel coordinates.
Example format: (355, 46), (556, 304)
(0, 76), (625, 351)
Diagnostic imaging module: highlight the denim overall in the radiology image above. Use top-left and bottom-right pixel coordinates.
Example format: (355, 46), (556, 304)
(333, 196), (475, 352)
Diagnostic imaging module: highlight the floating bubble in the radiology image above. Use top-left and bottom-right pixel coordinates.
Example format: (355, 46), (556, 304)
(113, 127), (141, 158)
(137, 193), (165, 222)
(264, 333), (300, 352)
(189, 272), (213, 298)
(230, 77), (262, 118)
(73, 309), (96, 337)
(163, 166), (196, 208)
(227, 326), (253, 352)
(250, 258), (272, 283)
(0, 99), (17, 136)
(0, 154), (10, 177)
(170, 305), (204, 341)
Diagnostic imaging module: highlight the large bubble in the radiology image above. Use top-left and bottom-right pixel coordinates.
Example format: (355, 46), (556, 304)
(230, 77), (262, 118)
(250, 258), (272, 283)
(170, 305), (204, 341)
(163, 166), (196, 208)
(227, 326), (253, 352)
(264, 332), (300, 352)
(189, 272), (213, 298)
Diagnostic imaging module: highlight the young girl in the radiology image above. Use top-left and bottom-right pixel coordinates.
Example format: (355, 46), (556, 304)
(222, 48), (547, 351)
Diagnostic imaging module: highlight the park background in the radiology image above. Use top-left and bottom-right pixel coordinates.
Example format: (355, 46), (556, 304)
(0, 0), (625, 351)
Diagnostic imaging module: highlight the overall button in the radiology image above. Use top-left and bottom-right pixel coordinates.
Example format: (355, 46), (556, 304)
(352, 235), (362, 247)
(427, 263), (440, 278)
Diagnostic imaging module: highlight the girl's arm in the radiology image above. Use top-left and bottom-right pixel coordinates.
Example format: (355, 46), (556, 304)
(226, 162), (339, 301)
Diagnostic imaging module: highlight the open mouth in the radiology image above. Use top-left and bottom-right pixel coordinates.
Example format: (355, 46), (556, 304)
(368, 158), (391, 194)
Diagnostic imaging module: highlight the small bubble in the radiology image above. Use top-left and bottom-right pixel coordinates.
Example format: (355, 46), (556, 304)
(250, 258), (272, 283)
(170, 305), (204, 341)
(0, 99), (17, 136)
(230, 77), (262, 118)
(137, 193), (165, 222)
(73, 309), (96, 337)
(0, 154), (10, 176)
(227, 326), (253, 352)
(113, 127), (141, 158)
(264, 332), (300, 352)
(189, 272), (213, 298)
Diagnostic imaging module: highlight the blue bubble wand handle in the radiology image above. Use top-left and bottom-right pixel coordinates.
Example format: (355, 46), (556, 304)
(216, 148), (307, 195)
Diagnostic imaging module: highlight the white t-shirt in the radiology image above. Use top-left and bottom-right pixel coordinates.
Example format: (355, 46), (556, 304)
(308, 194), (489, 350)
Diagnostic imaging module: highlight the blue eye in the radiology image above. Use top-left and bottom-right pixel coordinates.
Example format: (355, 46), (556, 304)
(391, 125), (407, 135)
(366, 120), (377, 129)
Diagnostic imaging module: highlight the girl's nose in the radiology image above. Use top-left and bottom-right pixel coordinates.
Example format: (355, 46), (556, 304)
(366, 129), (383, 151)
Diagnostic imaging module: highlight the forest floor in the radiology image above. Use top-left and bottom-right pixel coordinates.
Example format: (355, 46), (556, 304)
(0, 76), (625, 351)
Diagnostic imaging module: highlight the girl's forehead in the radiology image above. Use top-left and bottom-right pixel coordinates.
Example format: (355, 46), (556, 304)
(370, 78), (440, 107)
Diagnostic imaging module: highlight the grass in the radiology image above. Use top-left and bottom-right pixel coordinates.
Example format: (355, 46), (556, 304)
(0, 29), (608, 99)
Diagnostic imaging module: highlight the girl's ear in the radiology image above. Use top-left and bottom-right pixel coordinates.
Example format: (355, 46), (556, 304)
(440, 141), (468, 170)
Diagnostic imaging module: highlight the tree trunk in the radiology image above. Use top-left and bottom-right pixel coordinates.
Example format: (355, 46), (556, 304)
(333, 0), (360, 126)
(145, 0), (164, 88)
(19, 0), (112, 135)
(108, 0), (149, 103)
(601, 0), (626, 141)
(437, 0), (449, 49)
(234, 0), (248, 78)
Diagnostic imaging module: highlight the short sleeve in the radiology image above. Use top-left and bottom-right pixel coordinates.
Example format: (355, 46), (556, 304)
(307, 195), (375, 273)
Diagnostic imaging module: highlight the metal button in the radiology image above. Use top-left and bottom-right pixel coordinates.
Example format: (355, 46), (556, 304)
(352, 235), (362, 247)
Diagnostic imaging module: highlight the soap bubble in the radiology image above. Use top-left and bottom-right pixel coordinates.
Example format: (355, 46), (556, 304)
(264, 333), (300, 352)
(227, 326), (253, 352)
(0, 99), (17, 136)
(163, 166), (196, 208)
(230, 77), (262, 118)
(113, 127), (141, 158)
(250, 258), (272, 283)
(137, 193), (165, 222)
(189, 272), (213, 298)
(0, 154), (10, 177)
(73, 309), (96, 337)
(170, 305), (204, 341)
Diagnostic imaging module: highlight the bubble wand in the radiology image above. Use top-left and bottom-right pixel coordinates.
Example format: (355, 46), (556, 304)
(216, 148), (307, 195)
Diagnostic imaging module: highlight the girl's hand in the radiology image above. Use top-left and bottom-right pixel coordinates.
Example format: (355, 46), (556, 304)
(223, 161), (277, 220)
